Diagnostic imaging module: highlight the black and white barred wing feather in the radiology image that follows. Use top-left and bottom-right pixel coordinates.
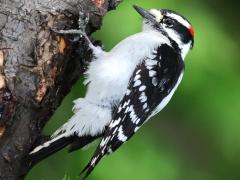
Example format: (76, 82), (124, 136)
(81, 44), (184, 178)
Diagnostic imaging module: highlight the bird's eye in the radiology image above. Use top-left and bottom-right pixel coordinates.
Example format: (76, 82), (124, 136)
(163, 18), (174, 27)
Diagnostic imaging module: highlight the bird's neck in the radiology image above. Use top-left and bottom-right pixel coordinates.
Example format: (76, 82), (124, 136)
(164, 33), (191, 60)
(142, 29), (191, 60)
(179, 42), (191, 60)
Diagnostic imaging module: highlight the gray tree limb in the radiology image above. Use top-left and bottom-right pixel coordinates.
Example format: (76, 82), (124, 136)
(0, 0), (121, 179)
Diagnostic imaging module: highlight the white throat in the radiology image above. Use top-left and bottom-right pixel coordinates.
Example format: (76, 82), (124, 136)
(143, 22), (191, 60)
(179, 42), (191, 60)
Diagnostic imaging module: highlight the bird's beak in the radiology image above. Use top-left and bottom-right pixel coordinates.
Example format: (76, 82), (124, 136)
(133, 5), (156, 24)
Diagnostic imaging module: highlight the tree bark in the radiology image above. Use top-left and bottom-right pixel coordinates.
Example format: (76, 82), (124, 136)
(0, 0), (121, 179)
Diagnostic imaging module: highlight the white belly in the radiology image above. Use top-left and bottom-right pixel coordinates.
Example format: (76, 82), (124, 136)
(85, 57), (134, 106)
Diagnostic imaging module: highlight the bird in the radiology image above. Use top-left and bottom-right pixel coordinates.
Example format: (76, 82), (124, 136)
(29, 5), (194, 179)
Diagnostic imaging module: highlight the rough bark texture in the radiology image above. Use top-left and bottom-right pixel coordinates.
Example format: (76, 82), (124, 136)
(0, 0), (121, 179)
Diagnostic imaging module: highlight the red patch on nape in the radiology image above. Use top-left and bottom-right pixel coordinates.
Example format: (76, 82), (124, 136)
(189, 26), (194, 39)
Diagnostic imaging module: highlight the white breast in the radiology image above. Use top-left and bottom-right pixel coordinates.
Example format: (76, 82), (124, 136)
(85, 31), (171, 107)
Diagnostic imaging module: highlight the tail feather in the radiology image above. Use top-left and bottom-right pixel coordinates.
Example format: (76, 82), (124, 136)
(68, 134), (102, 153)
(29, 134), (76, 164)
(28, 134), (102, 164)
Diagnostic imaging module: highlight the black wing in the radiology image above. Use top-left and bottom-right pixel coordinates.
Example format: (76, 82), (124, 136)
(81, 44), (185, 178)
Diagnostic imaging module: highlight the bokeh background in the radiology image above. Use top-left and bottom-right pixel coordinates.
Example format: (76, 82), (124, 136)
(27, 0), (240, 179)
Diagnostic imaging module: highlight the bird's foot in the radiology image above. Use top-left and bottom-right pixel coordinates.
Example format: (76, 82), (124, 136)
(52, 12), (105, 58)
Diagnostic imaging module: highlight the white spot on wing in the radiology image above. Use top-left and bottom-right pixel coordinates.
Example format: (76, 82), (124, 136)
(136, 69), (141, 75)
(149, 70), (157, 77)
(145, 59), (157, 66)
(134, 74), (141, 81)
(126, 89), (131, 95)
(109, 117), (121, 128)
(134, 126), (140, 133)
(152, 77), (158, 86)
(143, 103), (148, 109)
(139, 92), (147, 102)
(100, 136), (110, 147)
(128, 105), (138, 124)
(135, 118), (140, 124)
(118, 126), (128, 142)
(122, 100), (130, 108)
(130, 111), (137, 121)
(133, 80), (141, 87)
(113, 127), (118, 135)
(139, 85), (146, 92)
(124, 106), (130, 113)
(117, 106), (122, 113)
(146, 65), (153, 70)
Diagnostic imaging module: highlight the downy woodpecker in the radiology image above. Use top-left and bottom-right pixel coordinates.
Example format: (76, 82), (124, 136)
(29, 5), (194, 178)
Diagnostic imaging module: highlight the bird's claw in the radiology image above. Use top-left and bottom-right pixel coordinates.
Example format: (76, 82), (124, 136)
(51, 12), (90, 38)
(51, 11), (104, 58)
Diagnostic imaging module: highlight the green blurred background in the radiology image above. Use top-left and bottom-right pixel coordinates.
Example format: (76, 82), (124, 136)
(27, 0), (240, 179)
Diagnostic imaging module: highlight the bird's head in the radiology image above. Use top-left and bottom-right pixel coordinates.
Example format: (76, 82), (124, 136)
(133, 5), (194, 58)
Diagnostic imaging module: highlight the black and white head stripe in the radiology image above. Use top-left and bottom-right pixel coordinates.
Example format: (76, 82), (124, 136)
(160, 9), (194, 44)
(134, 5), (194, 50)
(162, 10), (192, 29)
(149, 9), (190, 26)
(81, 44), (185, 179)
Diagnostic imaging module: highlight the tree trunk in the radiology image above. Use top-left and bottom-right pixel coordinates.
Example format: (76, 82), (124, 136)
(0, 0), (121, 179)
